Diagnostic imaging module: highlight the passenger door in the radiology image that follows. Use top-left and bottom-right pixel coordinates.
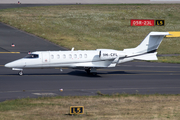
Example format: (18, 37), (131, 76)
(42, 52), (50, 64)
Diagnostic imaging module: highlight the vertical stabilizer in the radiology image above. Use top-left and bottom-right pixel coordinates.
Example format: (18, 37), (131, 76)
(124, 32), (169, 54)
(135, 32), (169, 53)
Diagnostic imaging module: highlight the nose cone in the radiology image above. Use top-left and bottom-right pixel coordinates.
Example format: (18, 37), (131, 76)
(5, 59), (25, 68)
(4, 63), (11, 68)
(5, 62), (18, 68)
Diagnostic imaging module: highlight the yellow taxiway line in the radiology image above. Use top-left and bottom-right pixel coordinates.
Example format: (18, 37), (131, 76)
(0, 52), (20, 54)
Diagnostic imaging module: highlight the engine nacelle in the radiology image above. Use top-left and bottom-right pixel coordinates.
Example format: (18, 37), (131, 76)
(99, 50), (125, 60)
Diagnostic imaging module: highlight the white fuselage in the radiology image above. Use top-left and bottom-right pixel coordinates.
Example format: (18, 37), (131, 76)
(5, 49), (125, 69)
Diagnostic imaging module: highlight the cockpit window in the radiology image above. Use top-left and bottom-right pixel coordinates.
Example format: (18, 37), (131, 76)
(24, 54), (39, 59)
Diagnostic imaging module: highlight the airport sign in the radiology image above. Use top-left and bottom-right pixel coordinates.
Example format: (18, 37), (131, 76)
(131, 19), (154, 26)
(70, 106), (84, 114)
(155, 20), (165, 26)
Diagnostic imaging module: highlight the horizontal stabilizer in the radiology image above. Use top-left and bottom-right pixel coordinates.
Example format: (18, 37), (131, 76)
(133, 52), (158, 60)
(166, 31), (180, 37)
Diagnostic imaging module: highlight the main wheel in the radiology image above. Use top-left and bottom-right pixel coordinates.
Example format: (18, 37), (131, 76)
(18, 71), (23, 76)
(85, 68), (91, 74)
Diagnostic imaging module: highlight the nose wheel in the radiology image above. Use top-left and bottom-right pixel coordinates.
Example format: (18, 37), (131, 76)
(18, 71), (23, 76)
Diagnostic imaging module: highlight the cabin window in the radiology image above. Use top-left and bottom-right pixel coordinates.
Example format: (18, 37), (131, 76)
(84, 54), (87, 58)
(63, 54), (66, 59)
(74, 54), (77, 59)
(24, 54), (39, 59)
(51, 55), (54, 59)
(79, 54), (82, 58)
(57, 54), (60, 59)
(69, 54), (72, 59)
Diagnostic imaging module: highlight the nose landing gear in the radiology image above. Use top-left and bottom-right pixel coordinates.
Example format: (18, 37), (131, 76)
(18, 71), (23, 76)
(12, 68), (23, 76)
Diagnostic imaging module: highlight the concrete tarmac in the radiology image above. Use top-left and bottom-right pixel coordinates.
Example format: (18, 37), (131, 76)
(0, 22), (66, 53)
(1, 57), (180, 102)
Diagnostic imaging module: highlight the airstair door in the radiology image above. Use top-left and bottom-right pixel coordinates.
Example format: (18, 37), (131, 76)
(42, 52), (50, 63)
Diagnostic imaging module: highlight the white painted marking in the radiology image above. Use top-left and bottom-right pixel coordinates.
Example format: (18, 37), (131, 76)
(32, 93), (57, 96)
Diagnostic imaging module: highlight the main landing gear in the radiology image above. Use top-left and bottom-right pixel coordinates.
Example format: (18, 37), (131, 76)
(85, 68), (97, 75)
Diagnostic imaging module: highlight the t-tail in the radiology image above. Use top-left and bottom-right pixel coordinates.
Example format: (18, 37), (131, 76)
(119, 32), (170, 63)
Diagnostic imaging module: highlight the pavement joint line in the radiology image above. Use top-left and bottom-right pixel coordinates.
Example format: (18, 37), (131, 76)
(100, 69), (180, 73)
(136, 65), (180, 68)
(0, 52), (20, 54)
(1, 87), (180, 94)
(0, 89), (58, 93)
(107, 73), (180, 75)
(64, 87), (180, 91)
(118, 65), (180, 68)
(0, 74), (68, 76)
(1, 73), (180, 77)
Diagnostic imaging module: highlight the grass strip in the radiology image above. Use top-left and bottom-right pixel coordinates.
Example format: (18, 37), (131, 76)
(0, 93), (180, 120)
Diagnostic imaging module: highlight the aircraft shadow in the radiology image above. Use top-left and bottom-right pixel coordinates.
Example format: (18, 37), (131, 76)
(67, 71), (101, 77)
(2, 70), (136, 77)
(67, 70), (136, 77)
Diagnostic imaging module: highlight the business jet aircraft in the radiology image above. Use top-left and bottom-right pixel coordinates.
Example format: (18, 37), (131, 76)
(5, 32), (169, 75)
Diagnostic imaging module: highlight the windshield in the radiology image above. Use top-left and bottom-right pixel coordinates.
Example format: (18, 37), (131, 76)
(24, 54), (39, 59)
